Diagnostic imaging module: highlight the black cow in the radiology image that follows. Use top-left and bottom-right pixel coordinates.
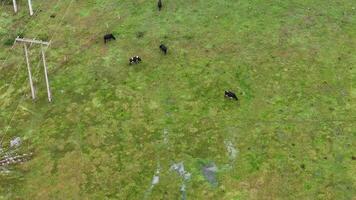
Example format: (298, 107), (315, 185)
(159, 44), (168, 54)
(224, 91), (238, 100)
(129, 56), (142, 65)
(104, 34), (116, 43)
(158, 0), (162, 11)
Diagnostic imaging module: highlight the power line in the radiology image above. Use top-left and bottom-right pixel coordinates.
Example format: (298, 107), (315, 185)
(0, 0), (48, 71)
(0, 0), (75, 146)
(0, 95), (25, 145)
(1, 0), (65, 95)
(11, 0), (33, 16)
(0, 2), (53, 138)
(15, 37), (52, 102)
(233, 118), (356, 124)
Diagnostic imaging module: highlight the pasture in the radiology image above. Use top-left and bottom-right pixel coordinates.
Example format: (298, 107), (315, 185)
(0, 0), (355, 199)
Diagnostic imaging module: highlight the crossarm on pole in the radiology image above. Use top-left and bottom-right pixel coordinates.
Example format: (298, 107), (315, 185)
(15, 38), (50, 46)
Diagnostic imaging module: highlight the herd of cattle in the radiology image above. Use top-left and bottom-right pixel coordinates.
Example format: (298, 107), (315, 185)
(102, 0), (238, 101)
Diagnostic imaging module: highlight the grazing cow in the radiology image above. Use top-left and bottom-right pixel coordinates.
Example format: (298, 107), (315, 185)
(224, 91), (238, 100)
(129, 56), (142, 65)
(159, 44), (168, 54)
(104, 33), (116, 43)
(158, 0), (162, 11)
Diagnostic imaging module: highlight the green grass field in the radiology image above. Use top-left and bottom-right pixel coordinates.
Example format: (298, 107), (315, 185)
(0, 0), (355, 199)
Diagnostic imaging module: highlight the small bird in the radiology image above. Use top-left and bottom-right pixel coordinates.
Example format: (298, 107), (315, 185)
(158, 0), (162, 11)
(224, 91), (238, 100)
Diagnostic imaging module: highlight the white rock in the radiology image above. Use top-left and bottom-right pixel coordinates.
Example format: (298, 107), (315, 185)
(152, 175), (159, 185)
(10, 137), (21, 148)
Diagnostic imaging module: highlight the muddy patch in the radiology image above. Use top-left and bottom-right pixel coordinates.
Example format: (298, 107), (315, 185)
(202, 162), (218, 187)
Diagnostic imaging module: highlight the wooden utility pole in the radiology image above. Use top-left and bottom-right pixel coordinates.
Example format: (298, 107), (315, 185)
(12, 0), (34, 15)
(27, 0), (33, 16)
(12, 0), (17, 13)
(23, 43), (35, 99)
(41, 45), (51, 102)
(15, 37), (52, 102)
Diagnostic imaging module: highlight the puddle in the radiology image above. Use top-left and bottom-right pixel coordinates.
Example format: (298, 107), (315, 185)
(202, 163), (218, 187)
(143, 164), (160, 200)
(170, 162), (191, 200)
(180, 183), (187, 200)
(170, 162), (191, 181)
(151, 166), (160, 188)
(224, 140), (238, 161)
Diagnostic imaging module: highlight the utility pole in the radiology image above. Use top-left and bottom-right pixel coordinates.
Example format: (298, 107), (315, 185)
(23, 43), (35, 99)
(15, 37), (52, 102)
(12, 0), (34, 16)
(12, 0), (17, 13)
(41, 45), (51, 102)
(27, 0), (33, 16)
